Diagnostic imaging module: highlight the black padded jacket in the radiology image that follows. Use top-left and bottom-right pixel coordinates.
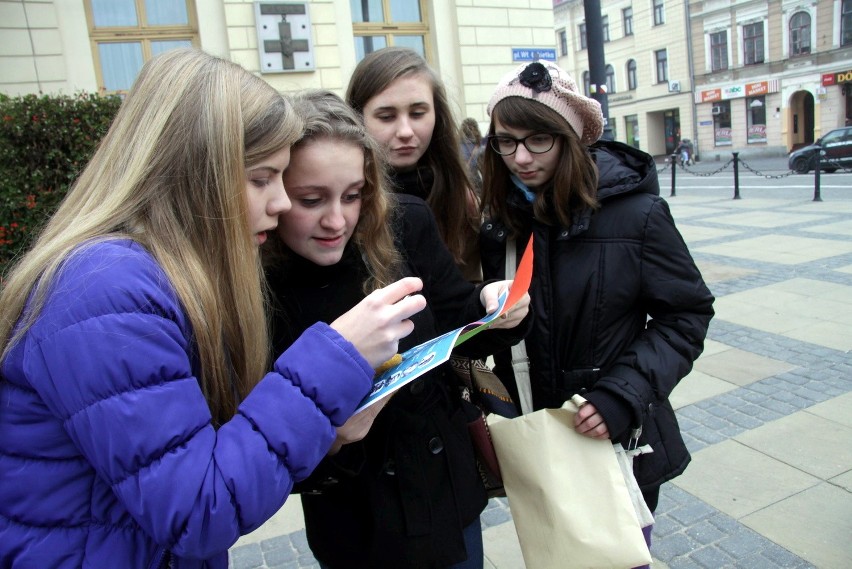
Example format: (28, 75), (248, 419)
(480, 140), (715, 492)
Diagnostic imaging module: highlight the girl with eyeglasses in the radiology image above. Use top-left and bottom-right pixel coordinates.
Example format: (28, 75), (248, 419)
(479, 61), (715, 566)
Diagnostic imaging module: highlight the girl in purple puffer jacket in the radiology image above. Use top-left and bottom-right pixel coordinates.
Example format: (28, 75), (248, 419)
(0, 48), (425, 569)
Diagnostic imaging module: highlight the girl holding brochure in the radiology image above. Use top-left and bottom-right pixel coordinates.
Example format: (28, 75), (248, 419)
(0, 50), (424, 569)
(263, 90), (530, 569)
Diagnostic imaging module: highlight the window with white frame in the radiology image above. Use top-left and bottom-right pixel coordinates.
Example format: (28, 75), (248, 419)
(627, 59), (637, 90)
(623, 7), (634, 36)
(603, 16), (610, 42)
(743, 22), (765, 65)
(351, 0), (429, 61)
(655, 49), (668, 83)
(789, 12), (811, 55)
(844, 0), (852, 46)
(710, 31), (728, 71)
(653, 0), (665, 26)
(559, 29), (568, 56)
(85, 0), (198, 93)
(579, 23), (587, 49)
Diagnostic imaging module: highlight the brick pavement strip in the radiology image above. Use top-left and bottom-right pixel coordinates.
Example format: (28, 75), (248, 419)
(230, 197), (851, 569)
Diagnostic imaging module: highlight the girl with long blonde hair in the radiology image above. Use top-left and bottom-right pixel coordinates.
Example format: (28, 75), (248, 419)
(0, 49), (425, 568)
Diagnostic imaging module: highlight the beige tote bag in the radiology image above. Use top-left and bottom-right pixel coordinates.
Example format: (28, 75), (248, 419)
(488, 398), (652, 569)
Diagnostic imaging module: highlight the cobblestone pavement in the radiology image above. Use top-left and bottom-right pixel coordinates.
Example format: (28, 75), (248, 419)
(230, 168), (852, 568)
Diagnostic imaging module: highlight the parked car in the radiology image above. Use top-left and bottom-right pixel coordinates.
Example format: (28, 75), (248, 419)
(788, 126), (852, 173)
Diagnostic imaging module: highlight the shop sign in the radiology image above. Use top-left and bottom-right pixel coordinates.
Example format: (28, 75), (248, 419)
(700, 80), (777, 102)
(822, 69), (852, 85)
(700, 89), (721, 102)
(748, 124), (767, 144)
(746, 81), (769, 96)
(715, 127), (732, 146)
(723, 85), (744, 98)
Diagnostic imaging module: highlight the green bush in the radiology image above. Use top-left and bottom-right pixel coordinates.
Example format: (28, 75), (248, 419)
(0, 91), (122, 277)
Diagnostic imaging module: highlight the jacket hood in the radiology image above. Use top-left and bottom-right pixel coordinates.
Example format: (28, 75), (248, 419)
(591, 140), (660, 201)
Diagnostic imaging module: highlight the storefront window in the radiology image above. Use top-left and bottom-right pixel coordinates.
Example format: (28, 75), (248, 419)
(625, 115), (640, 149)
(713, 101), (732, 146)
(747, 96), (767, 144)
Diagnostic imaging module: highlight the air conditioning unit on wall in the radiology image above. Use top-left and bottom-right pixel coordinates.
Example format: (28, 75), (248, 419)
(668, 80), (681, 92)
(711, 105), (723, 115)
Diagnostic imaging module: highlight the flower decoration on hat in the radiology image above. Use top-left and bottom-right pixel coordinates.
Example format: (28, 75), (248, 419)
(518, 62), (553, 93)
(487, 59), (604, 145)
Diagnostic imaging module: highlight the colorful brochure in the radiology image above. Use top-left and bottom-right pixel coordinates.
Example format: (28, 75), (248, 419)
(355, 235), (534, 413)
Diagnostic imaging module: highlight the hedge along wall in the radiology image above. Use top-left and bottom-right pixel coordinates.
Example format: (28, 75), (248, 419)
(0, 92), (122, 277)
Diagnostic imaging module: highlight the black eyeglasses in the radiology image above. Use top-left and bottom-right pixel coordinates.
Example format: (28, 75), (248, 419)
(488, 133), (557, 156)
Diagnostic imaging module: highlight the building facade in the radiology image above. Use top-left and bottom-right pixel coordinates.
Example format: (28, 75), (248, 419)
(0, 0), (557, 128)
(554, 0), (695, 158)
(691, 0), (852, 159)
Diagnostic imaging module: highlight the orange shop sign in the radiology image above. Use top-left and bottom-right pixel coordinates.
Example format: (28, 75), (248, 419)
(700, 89), (721, 102)
(746, 81), (768, 96)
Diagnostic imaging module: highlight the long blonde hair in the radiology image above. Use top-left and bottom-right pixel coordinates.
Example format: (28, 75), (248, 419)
(0, 48), (303, 425)
(267, 90), (401, 292)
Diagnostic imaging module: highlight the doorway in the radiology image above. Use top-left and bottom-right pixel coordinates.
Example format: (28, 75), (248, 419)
(789, 90), (815, 150)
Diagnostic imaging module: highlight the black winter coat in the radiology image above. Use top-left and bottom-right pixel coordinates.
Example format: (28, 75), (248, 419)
(480, 140), (714, 493)
(267, 195), (528, 568)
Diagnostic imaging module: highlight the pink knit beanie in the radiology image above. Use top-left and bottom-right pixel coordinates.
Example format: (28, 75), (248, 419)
(487, 60), (604, 145)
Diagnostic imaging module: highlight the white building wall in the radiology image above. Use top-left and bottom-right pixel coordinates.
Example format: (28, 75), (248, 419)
(1, 0), (556, 134)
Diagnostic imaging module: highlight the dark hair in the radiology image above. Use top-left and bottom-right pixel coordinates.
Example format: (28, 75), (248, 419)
(346, 47), (477, 264)
(481, 97), (599, 236)
(460, 118), (482, 145)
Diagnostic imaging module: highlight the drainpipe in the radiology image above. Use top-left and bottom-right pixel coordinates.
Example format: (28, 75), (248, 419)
(685, 0), (699, 160)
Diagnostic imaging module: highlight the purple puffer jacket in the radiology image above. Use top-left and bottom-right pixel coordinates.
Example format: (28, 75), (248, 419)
(0, 240), (372, 568)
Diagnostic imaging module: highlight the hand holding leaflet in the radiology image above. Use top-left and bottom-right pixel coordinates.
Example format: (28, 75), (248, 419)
(356, 236), (534, 413)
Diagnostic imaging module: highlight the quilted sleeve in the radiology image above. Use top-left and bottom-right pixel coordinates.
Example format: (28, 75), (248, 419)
(22, 242), (372, 559)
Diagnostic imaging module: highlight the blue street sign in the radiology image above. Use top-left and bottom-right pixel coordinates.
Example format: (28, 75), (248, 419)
(512, 48), (557, 62)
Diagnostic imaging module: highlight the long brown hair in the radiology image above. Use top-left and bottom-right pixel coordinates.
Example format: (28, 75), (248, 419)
(481, 97), (599, 237)
(0, 49), (303, 425)
(265, 90), (402, 293)
(346, 47), (477, 265)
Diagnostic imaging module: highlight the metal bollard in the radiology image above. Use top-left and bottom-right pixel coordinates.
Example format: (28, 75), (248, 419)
(732, 152), (741, 200)
(670, 154), (677, 197)
(813, 151), (823, 202)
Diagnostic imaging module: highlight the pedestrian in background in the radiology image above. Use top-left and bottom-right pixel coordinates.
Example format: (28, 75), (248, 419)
(479, 60), (715, 565)
(460, 117), (485, 194)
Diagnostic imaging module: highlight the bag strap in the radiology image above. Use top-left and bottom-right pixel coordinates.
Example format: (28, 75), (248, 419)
(506, 239), (534, 415)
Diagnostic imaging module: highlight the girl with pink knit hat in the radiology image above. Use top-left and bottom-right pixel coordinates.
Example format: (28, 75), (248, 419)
(479, 60), (715, 566)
